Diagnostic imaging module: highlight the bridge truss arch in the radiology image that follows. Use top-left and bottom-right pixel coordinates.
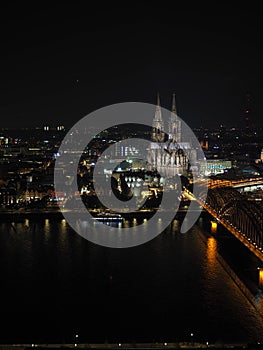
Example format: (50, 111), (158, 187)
(206, 188), (263, 249)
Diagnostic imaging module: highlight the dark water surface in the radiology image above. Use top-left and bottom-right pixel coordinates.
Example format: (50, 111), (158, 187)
(0, 216), (263, 344)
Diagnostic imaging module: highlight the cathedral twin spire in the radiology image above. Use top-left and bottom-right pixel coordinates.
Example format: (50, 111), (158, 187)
(152, 93), (181, 143)
(152, 93), (165, 142)
(171, 93), (177, 115)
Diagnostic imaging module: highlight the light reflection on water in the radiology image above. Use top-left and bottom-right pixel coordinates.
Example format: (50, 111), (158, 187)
(0, 217), (263, 343)
(207, 236), (217, 267)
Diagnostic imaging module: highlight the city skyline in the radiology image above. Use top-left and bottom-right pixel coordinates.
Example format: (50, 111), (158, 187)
(0, 91), (263, 343)
(1, 4), (263, 346)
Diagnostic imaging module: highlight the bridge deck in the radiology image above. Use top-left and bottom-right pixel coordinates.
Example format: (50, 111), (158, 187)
(183, 189), (263, 263)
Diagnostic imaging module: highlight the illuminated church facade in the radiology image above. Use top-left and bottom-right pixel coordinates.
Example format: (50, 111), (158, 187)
(147, 93), (197, 177)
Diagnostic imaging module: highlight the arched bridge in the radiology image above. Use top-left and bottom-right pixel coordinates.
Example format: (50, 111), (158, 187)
(205, 187), (263, 261)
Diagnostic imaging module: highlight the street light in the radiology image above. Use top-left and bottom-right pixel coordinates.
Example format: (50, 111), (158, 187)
(75, 334), (79, 347)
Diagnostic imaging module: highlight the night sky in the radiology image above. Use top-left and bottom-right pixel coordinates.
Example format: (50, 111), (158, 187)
(1, 4), (262, 130)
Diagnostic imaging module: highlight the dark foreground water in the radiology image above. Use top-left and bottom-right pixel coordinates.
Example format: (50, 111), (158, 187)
(0, 215), (263, 344)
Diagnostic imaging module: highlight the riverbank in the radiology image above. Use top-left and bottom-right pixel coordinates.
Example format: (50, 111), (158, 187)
(0, 342), (260, 350)
(0, 207), (192, 222)
(196, 214), (263, 317)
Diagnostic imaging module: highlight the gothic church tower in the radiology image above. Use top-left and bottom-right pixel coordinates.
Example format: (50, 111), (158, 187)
(168, 93), (181, 143)
(152, 93), (165, 142)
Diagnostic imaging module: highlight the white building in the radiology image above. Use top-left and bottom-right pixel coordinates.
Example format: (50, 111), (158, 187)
(147, 93), (196, 177)
(199, 159), (232, 176)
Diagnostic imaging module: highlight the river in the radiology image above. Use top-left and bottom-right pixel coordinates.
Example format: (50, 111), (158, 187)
(0, 215), (263, 344)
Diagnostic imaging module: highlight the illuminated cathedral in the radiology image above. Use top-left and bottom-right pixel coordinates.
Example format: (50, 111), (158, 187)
(147, 93), (196, 177)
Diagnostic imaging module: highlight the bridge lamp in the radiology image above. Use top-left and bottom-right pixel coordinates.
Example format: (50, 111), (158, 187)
(258, 267), (263, 289)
